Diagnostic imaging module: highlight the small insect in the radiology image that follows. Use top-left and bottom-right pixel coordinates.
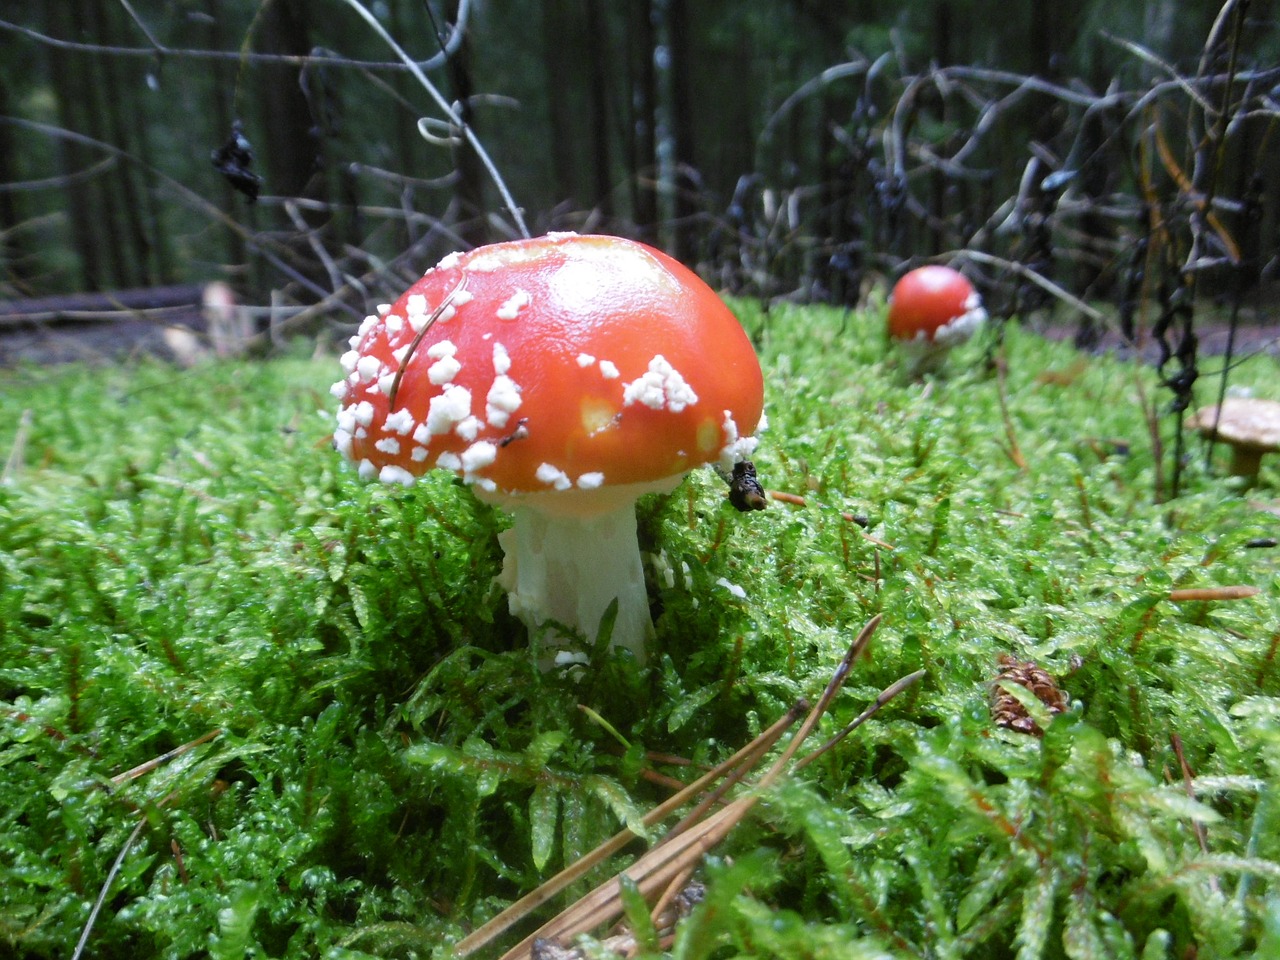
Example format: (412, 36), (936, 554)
(211, 120), (263, 202)
(727, 460), (768, 512)
(499, 419), (529, 447)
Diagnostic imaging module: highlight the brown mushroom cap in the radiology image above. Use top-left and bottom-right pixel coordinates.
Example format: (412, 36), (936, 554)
(1187, 397), (1280, 477)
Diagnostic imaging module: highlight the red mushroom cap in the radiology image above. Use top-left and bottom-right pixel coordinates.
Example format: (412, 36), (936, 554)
(886, 265), (985, 345)
(332, 234), (765, 497)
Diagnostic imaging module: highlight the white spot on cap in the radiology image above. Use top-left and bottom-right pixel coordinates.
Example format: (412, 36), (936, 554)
(380, 465), (416, 487)
(496, 288), (531, 320)
(455, 416), (483, 442)
(358, 459), (377, 480)
(374, 437), (401, 456)
(598, 360), (620, 380)
(329, 380), (349, 400)
(339, 349), (360, 374)
(411, 447), (429, 462)
(375, 372), (397, 396)
(356, 355), (382, 383)
(452, 289), (474, 307)
(535, 463), (573, 491)
(426, 384), (473, 435)
(933, 300), (987, 346)
(576, 353), (596, 368)
(406, 294), (427, 319)
(384, 408), (416, 436)
(467, 254), (503, 273)
(412, 423), (432, 446)
(376, 303), (391, 316)
(436, 251), (463, 270)
(428, 354), (462, 386)
(493, 343), (511, 375)
(718, 409), (759, 471)
(622, 355), (698, 412)
(352, 401), (375, 428)
(436, 451), (462, 471)
(333, 428), (353, 458)
(426, 340), (457, 360)
(460, 441), (498, 473)
(486, 376), (523, 427)
(358, 315), (379, 337)
(577, 472), (605, 490)
(384, 314), (404, 335)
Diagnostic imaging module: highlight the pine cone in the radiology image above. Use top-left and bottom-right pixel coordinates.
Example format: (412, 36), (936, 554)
(991, 653), (1068, 736)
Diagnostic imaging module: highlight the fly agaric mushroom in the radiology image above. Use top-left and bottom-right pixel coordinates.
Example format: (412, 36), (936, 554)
(1187, 397), (1280, 482)
(331, 234), (765, 663)
(886, 265), (986, 372)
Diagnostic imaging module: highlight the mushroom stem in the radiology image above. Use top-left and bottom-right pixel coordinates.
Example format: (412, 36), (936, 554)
(494, 498), (657, 664)
(1228, 446), (1263, 479)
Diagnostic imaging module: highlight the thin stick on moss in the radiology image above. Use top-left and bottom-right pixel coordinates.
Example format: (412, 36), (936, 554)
(453, 703), (807, 956)
(490, 617), (885, 958)
(109, 728), (222, 787)
(1135, 370), (1166, 502)
(1170, 732), (1214, 859)
(70, 817), (147, 960)
(798, 668), (926, 768)
(1167, 586), (1260, 602)
(995, 352), (1028, 471)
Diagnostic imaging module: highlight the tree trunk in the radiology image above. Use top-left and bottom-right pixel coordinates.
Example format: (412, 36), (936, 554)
(446, 0), (487, 246)
(0, 71), (30, 291)
(583, 0), (613, 223)
(257, 0), (335, 294)
(45, 0), (104, 290)
(389, 0), (427, 247)
(541, 0), (579, 213)
(204, 0), (249, 279)
(87, 0), (157, 286)
(257, 0), (320, 199)
(627, 0), (658, 243)
(666, 0), (697, 262)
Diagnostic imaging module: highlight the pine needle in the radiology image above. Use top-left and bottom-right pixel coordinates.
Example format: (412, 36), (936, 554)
(458, 616), (895, 959)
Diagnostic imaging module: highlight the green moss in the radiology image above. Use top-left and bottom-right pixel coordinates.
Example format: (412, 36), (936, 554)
(1, 307), (1278, 958)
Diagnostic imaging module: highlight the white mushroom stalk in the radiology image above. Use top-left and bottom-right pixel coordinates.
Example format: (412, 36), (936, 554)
(488, 479), (683, 661)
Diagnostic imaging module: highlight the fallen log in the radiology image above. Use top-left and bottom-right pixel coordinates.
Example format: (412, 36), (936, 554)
(0, 285), (206, 327)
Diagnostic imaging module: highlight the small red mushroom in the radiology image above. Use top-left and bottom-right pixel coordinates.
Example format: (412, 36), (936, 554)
(886, 265), (986, 372)
(331, 233), (765, 663)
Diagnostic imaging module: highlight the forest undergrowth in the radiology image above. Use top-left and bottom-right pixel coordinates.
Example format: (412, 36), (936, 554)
(1, 301), (1279, 959)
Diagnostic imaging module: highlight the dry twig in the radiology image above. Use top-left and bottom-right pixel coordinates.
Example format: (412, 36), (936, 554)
(454, 616), (923, 959)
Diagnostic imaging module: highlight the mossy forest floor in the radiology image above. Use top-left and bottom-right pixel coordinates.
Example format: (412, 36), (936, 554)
(2, 301), (1279, 959)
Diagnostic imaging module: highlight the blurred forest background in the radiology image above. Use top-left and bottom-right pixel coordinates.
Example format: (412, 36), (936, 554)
(2, 0), (1279, 346)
